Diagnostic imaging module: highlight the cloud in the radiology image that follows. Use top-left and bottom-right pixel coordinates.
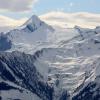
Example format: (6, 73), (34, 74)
(40, 11), (100, 28)
(0, 0), (38, 12)
(0, 11), (100, 32)
(0, 15), (27, 32)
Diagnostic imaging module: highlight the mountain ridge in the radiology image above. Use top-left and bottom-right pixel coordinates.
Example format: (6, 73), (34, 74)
(1, 14), (100, 100)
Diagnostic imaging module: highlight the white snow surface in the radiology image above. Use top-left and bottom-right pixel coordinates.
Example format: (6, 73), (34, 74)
(33, 25), (100, 94)
(1, 15), (100, 97)
(0, 81), (41, 100)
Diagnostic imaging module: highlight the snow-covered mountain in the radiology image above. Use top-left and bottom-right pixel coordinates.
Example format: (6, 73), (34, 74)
(1, 14), (100, 100)
(0, 15), (54, 52)
(0, 51), (69, 100)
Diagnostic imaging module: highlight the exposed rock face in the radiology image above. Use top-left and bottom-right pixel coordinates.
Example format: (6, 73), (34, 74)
(1, 14), (100, 100)
(72, 81), (100, 100)
(0, 33), (12, 51)
(0, 51), (54, 100)
(0, 51), (70, 100)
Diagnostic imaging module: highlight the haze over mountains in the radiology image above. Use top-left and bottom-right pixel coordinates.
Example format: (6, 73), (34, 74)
(40, 12), (100, 28)
(0, 12), (100, 32)
(0, 13), (100, 100)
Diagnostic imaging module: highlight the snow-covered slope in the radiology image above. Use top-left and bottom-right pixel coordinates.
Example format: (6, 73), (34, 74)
(0, 51), (71, 100)
(0, 15), (81, 53)
(0, 82), (41, 100)
(0, 51), (55, 100)
(0, 15), (54, 52)
(1, 14), (100, 100)
(31, 26), (100, 99)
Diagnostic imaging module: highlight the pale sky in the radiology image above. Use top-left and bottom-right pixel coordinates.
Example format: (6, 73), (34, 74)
(0, 0), (100, 19)
(0, 0), (100, 31)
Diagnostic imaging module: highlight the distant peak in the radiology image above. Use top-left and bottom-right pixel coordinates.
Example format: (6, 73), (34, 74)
(21, 15), (43, 32)
(20, 14), (53, 33)
(24, 15), (41, 26)
(74, 25), (81, 29)
(31, 15), (39, 20)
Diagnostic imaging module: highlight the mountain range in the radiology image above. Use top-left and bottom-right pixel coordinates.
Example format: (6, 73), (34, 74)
(0, 14), (100, 100)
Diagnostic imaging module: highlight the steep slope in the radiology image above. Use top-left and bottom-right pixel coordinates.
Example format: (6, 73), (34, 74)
(72, 56), (100, 100)
(0, 51), (54, 100)
(0, 33), (12, 51)
(29, 26), (100, 99)
(0, 15), (80, 53)
(0, 51), (71, 100)
(0, 81), (41, 100)
(0, 15), (54, 52)
(1, 14), (100, 100)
